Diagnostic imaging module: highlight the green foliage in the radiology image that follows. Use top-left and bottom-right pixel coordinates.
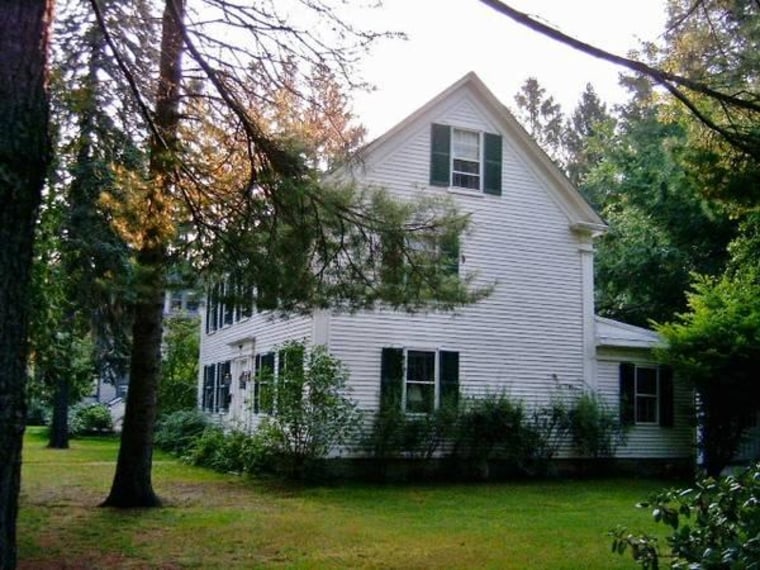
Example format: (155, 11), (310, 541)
(158, 315), (199, 416)
(611, 462), (760, 569)
(250, 343), (361, 478)
(583, 88), (735, 328)
(453, 394), (536, 467)
(185, 427), (258, 474)
(569, 391), (626, 458)
(69, 403), (113, 436)
(364, 402), (458, 462)
(153, 409), (210, 456)
(528, 395), (573, 462)
(656, 271), (760, 476)
(364, 391), (574, 479)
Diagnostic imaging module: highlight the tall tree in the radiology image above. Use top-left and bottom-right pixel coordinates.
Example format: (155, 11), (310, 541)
(0, 2), (54, 566)
(513, 77), (564, 164)
(92, 0), (483, 508)
(563, 83), (614, 189)
(585, 77), (735, 327)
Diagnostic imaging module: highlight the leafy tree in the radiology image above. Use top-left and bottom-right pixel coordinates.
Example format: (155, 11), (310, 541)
(158, 315), (199, 417)
(584, 78), (735, 327)
(0, 2), (54, 566)
(83, 0), (483, 508)
(28, 198), (96, 449)
(513, 77), (564, 164)
(563, 83), (615, 189)
(656, 270), (760, 476)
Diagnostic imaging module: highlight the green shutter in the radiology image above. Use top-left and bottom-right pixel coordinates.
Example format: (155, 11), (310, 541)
(253, 354), (261, 414)
(380, 348), (404, 411)
(659, 366), (674, 428)
(620, 362), (635, 426)
(439, 351), (459, 409)
(260, 352), (275, 414)
(483, 132), (502, 195)
(430, 124), (451, 187)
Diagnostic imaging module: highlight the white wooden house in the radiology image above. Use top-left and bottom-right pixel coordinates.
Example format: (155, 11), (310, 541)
(198, 72), (694, 466)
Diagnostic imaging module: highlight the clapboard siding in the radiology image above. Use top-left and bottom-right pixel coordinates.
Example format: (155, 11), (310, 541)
(200, 311), (312, 364)
(330, 89), (586, 414)
(196, 73), (689, 461)
(596, 348), (694, 459)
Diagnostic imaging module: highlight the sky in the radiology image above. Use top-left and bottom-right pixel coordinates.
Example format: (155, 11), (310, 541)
(350, 0), (668, 139)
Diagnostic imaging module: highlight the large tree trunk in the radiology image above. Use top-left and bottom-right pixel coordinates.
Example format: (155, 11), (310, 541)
(0, 1), (53, 567)
(47, 374), (69, 449)
(102, 0), (184, 509)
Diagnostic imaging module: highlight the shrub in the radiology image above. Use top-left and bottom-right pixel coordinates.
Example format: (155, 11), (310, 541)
(452, 393), (539, 477)
(69, 403), (113, 436)
(569, 391), (625, 458)
(250, 343), (361, 479)
(185, 426), (257, 474)
(528, 396), (572, 462)
(611, 462), (760, 569)
(364, 402), (458, 462)
(154, 409), (210, 456)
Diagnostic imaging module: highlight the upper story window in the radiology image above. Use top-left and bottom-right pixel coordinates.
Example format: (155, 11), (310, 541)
(430, 123), (502, 195)
(452, 129), (480, 189)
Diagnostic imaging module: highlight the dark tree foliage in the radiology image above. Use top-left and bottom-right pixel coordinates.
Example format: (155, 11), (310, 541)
(563, 83), (614, 189)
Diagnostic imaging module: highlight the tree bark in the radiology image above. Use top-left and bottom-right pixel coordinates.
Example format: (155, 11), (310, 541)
(47, 374), (69, 449)
(102, 0), (184, 508)
(0, 1), (53, 567)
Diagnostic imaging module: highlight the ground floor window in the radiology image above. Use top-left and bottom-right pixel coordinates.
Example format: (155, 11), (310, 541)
(620, 362), (674, 427)
(202, 360), (231, 413)
(252, 345), (305, 415)
(380, 347), (459, 413)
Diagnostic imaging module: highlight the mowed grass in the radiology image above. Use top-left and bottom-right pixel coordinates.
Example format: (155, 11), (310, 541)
(18, 426), (674, 569)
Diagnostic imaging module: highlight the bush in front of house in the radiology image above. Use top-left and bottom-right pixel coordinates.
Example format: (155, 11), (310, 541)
(185, 426), (259, 474)
(569, 390), (626, 459)
(363, 401), (458, 462)
(154, 409), (210, 456)
(247, 343), (361, 479)
(611, 462), (760, 569)
(69, 403), (113, 436)
(451, 393), (541, 477)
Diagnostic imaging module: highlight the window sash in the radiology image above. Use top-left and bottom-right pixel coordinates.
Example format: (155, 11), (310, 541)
(404, 350), (436, 414)
(635, 367), (659, 424)
(451, 128), (481, 190)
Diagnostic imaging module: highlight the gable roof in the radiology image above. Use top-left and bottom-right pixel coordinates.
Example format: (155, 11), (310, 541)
(357, 71), (606, 234)
(595, 316), (662, 349)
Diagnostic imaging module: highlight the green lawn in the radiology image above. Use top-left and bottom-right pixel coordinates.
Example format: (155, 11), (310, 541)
(18, 426), (673, 569)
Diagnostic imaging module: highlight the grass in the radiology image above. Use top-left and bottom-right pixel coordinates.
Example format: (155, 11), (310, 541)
(18, 426), (676, 569)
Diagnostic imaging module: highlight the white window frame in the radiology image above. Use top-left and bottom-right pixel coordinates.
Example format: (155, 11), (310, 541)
(634, 365), (659, 425)
(450, 128), (482, 191)
(402, 348), (440, 414)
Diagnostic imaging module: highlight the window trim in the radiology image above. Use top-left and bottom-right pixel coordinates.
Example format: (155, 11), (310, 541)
(634, 365), (660, 425)
(450, 127), (482, 191)
(430, 123), (502, 195)
(381, 347), (458, 415)
(404, 348), (438, 414)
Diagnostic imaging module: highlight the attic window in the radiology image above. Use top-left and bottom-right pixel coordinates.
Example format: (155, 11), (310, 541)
(430, 123), (502, 195)
(452, 129), (480, 189)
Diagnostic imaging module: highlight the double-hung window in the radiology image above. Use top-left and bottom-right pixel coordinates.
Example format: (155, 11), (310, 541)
(430, 123), (502, 195)
(451, 129), (481, 189)
(620, 362), (674, 427)
(405, 350), (436, 413)
(380, 347), (459, 413)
